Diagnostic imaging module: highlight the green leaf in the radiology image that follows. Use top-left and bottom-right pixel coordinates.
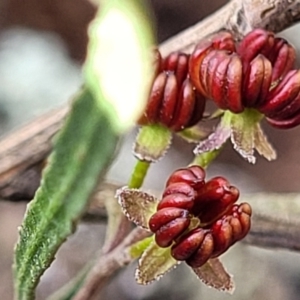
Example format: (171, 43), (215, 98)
(85, 0), (155, 132)
(192, 258), (235, 293)
(193, 112), (231, 154)
(130, 236), (154, 258)
(229, 109), (273, 164)
(133, 124), (172, 162)
(136, 240), (179, 284)
(14, 89), (119, 300)
(253, 122), (276, 161)
(117, 187), (158, 230)
(230, 110), (257, 163)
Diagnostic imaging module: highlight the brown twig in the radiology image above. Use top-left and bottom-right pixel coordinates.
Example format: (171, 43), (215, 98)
(1, 0), (300, 200)
(244, 213), (300, 251)
(0, 105), (69, 200)
(159, 0), (300, 55)
(72, 227), (151, 300)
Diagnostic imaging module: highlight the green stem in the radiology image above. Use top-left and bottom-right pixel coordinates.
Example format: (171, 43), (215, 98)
(128, 159), (151, 188)
(190, 148), (222, 169)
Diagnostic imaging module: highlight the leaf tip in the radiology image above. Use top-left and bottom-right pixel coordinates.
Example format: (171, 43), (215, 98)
(116, 186), (158, 229)
(192, 258), (235, 294)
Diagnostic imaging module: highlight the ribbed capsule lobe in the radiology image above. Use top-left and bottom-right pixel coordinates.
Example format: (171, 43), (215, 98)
(260, 70), (300, 117)
(237, 29), (296, 89)
(237, 29), (275, 75)
(166, 165), (206, 189)
(185, 233), (214, 268)
(162, 52), (190, 85)
(209, 203), (252, 257)
(268, 38), (296, 81)
(243, 54), (272, 107)
(169, 79), (205, 131)
(155, 217), (191, 248)
(262, 69), (300, 128)
(162, 182), (197, 200)
(171, 228), (207, 261)
(157, 193), (195, 211)
(149, 207), (190, 233)
(189, 31), (236, 97)
(192, 177), (240, 223)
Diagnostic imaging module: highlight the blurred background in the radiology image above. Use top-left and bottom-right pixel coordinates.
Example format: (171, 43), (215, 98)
(1, 0), (300, 299)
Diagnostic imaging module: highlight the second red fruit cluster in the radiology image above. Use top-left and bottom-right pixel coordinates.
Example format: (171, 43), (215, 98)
(149, 165), (252, 268)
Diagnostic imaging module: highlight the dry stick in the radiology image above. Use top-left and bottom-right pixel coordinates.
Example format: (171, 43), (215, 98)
(244, 214), (300, 251)
(1, 0), (300, 199)
(72, 227), (151, 300)
(0, 106), (69, 199)
(159, 0), (300, 55)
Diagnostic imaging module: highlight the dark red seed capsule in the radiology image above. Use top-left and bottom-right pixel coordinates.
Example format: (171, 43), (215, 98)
(210, 218), (233, 257)
(268, 38), (296, 81)
(166, 165), (206, 189)
(157, 193), (195, 211)
(169, 79), (206, 131)
(149, 207), (189, 233)
(171, 227), (206, 261)
(195, 177), (229, 202)
(163, 182), (197, 200)
(163, 52), (190, 85)
(155, 217), (191, 248)
(266, 111), (300, 129)
(196, 185), (240, 224)
(185, 232), (214, 268)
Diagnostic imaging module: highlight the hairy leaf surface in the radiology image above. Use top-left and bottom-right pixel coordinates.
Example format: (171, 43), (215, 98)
(14, 89), (119, 300)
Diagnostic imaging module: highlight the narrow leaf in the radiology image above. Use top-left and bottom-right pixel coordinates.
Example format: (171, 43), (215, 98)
(14, 89), (119, 300)
(117, 187), (158, 230)
(192, 258), (235, 293)
(136, 240), (179, 284)
(230, 112), (256, 164)
(229, 109), (263, 164)
(133, 124), (172, 162)
(194, 114), (231, 155)
(130, 236), (154, 258)
(253, 123), (276, 161)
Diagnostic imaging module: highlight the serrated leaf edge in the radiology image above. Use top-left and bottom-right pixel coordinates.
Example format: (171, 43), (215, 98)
(192, 259), (235, 294)
(116, 186), (158, 230)
(135, 241), (180, 285)
(132, 126), (173, 162)
(254, 123), (277, 161)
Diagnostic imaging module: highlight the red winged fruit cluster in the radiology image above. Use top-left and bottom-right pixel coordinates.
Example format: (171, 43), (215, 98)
(139, 29), (300, 130)
(149, 165), (252, 268)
